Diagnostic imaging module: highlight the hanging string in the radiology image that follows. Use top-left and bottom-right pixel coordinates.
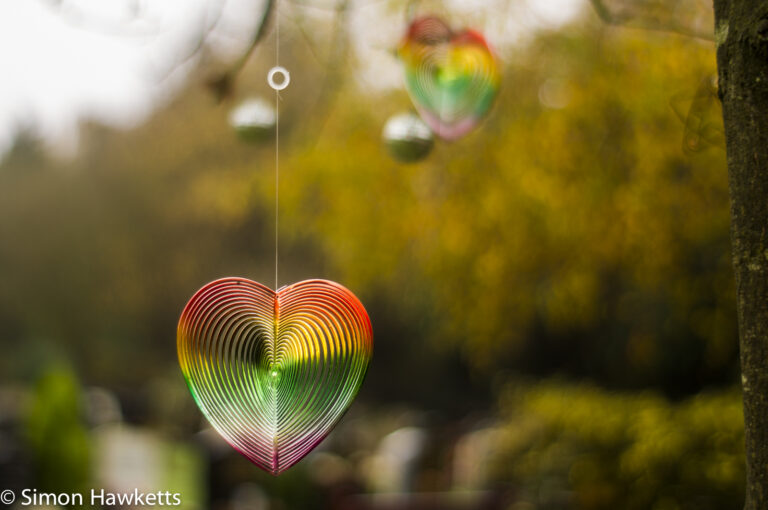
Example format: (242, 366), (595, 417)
(275, 12), (279, 292)
(267, 3), (290, 291)
(271, 6), (281, 454)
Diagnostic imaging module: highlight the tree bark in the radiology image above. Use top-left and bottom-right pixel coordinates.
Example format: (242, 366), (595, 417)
(713, 1), (768, 508)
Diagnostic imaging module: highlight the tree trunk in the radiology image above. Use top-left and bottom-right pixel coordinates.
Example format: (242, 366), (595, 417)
(713, 1), (768, 508)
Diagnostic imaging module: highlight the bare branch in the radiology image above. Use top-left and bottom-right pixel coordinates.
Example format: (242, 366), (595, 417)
(286, 0), (325, 65)
(154, 0), (229, 84)
(588, 0), (715, 41)
(207, 0), (277, 102)
(301, 0), (353, 146)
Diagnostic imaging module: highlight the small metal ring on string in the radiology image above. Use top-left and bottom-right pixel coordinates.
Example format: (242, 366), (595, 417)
(268, 66), (291, 91)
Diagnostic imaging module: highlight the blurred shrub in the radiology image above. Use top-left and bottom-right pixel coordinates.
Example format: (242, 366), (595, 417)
(490, 381), (744, 510)
(24, 366), (91, 500)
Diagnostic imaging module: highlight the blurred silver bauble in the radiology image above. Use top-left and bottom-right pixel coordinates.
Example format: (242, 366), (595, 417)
(229, 97), (276, 143)
(382, 112), (434, 163)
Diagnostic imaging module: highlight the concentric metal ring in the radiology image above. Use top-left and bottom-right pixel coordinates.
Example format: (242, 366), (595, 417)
(178, 278), (373, 474)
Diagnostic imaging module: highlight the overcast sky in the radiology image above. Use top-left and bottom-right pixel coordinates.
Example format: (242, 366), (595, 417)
(0, 0), (583, 159)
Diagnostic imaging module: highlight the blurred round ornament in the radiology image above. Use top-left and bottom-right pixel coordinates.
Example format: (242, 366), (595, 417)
(229, 97), (275, 143)
(382, 112), (434, 163)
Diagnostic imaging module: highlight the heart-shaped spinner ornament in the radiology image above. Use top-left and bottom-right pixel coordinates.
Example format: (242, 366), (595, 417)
(178, 278), (373, 475)
(398, 16), (500, 141)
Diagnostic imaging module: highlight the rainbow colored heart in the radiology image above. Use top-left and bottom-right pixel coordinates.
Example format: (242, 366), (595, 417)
(398, 16), (500, 141)
(177, 278), (373, 475)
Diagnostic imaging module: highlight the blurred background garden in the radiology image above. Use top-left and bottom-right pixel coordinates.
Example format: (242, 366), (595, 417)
(0, 0), (744, 509)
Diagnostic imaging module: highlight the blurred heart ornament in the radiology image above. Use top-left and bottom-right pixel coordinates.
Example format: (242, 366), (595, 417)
(178, 278), (373, 475)
(398, 16), (500, 141)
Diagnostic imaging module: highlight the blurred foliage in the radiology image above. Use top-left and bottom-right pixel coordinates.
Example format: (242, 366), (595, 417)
(0, 2), (745, 507)
(271, 22), (734, 393)
(491, 381), (744, 510)
(24, 366), (91, 501)
(0, 8), (732, 399)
